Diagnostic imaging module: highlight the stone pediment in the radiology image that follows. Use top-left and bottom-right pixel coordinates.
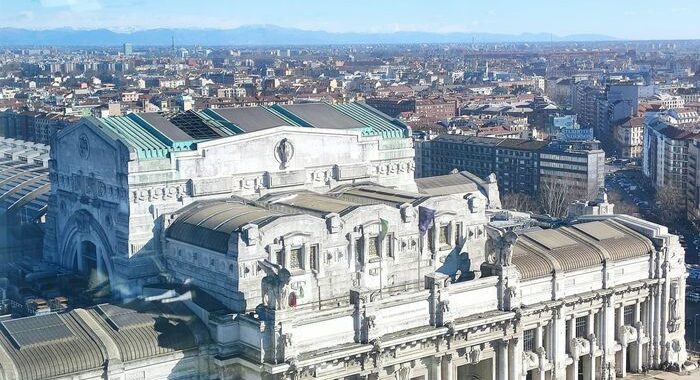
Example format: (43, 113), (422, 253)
(56, 119), (128, 159)
(180, 127), (389, 179)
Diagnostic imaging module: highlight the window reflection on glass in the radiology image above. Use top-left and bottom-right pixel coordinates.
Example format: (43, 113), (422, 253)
(368, 236), (379, 258)
(439, 225), (449, 247)
(290, 248), (302, 269)
(310, 244), (319, 271)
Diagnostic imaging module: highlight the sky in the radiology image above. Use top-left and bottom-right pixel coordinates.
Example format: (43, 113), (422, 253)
(1, 0), (699, 40)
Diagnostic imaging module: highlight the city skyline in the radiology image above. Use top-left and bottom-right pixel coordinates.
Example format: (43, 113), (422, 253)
(2, 0), (700, 41)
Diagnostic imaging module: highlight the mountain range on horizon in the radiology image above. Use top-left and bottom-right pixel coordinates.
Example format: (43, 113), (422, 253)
(0, 25), (619, 46)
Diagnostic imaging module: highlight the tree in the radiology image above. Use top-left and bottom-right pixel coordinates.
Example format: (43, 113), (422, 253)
(502, 192), (539, 213)
(538, 177), (574, 218)
(655, 185), (686, 226)
(607, 190), (639, 216)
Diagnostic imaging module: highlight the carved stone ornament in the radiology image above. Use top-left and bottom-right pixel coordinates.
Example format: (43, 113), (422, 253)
(469, 347), (482, 364)
(569, 337), (591, 357)
(274, 138), (294, 168)
(79, 133), (90, 159)
(522, 351), (539, 371)
(395, 365), (411, 380)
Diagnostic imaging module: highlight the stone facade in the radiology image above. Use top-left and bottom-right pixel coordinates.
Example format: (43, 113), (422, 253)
(196, 213), (688, 380)
(27, 106), (689, 380)
(43, 118), (416, 297)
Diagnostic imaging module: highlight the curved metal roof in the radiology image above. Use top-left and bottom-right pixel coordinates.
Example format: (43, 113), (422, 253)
(513, 219), (654, 280)
(0, 138), (50, 222)
(415, 171), (482, 196)
(0, 301), (208, 380)
(332, 184), (429, 208)
(260, 191), (361, 218)
(0, 312), (105, 380)
(166, 200), (285, 253)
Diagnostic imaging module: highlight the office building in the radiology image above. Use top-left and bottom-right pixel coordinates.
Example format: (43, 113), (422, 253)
(416, 135), (605, 201)
(643, 117), (700, 190)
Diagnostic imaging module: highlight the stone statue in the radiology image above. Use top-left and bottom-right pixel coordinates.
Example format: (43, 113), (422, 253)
(441, 299), (450, 313)
(275, 138), (294, 169)
(259, 260), (292, 310)
(498, 230), (517, 266)
(469, 347), (481, 364)
(670, 298), (678, 321)
(366, 314), (376, 330)
(394, 365), (411, 380)
(508, 286), (518, 301)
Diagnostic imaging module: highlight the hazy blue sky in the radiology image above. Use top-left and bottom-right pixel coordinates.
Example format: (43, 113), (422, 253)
(2, 0), (699, 40)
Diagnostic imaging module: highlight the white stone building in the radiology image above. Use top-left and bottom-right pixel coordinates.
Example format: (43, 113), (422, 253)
(0, 103), (688, 380)
(42, 103), (418, 297)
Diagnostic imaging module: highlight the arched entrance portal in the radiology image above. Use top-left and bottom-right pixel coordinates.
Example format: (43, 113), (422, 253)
(60, 210), (115, 300)
(80, 240), (111, 297)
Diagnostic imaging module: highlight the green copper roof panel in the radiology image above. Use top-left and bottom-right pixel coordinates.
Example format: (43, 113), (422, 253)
(192, 110), (239, 136)
(91, 116), (190, 160)
(127, 113), (196, 150)
(331, 102), (409, 139)
(200, 109), (246, 134)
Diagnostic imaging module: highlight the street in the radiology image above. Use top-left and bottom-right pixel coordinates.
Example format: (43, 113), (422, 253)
(604, 166), (700, 263)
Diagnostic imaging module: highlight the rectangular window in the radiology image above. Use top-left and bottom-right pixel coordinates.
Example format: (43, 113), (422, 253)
(523, 328), (536, 352)
(575, 316), (587, 338)
(624, 305), (634, 325)
(368, 236), (379, 258)
(276, 250), (284, 266)
(355, 238), (362, 260)
(310, 244), (319, 271)
(428, 229), (435, 252)
(384, 233), (394, 258)
(289, 248), (302, 269)
(455, 222), (463, 245)
(439, 225), (449, 247)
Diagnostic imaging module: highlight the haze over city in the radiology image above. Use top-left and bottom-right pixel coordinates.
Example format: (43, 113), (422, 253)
(0, 0), (699, 40)
(0, 2), (699, 380)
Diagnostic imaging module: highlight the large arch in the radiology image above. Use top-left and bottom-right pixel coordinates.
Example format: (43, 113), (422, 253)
(58, 209), (116, 297)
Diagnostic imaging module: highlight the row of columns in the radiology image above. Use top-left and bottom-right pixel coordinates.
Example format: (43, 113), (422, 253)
(358, 291), (664, 380)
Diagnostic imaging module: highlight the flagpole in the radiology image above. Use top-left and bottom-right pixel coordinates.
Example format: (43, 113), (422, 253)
(379, 211), (383, 297)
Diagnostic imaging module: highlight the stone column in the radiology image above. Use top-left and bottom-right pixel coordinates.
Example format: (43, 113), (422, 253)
(568, 316), (578, 380)
(646, 293), (655, 367)
(441, 353), (454, 380)
(509, 337), (522, 380)
(602, 296), (616, 380)
(586, 312), (595, 380)
(497, 340), (509, 380)
(431, 356), (442, 380)
(615, 304), (624, 376)
(570, 356), (579, 380)
(653, 284), (662, 366)
(632, 301), (643, 372)
(551, 309), (567, 380)
(619, 342), (627, 378)
(660, 263), (671, 364)
(568, 317), (576, 342)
